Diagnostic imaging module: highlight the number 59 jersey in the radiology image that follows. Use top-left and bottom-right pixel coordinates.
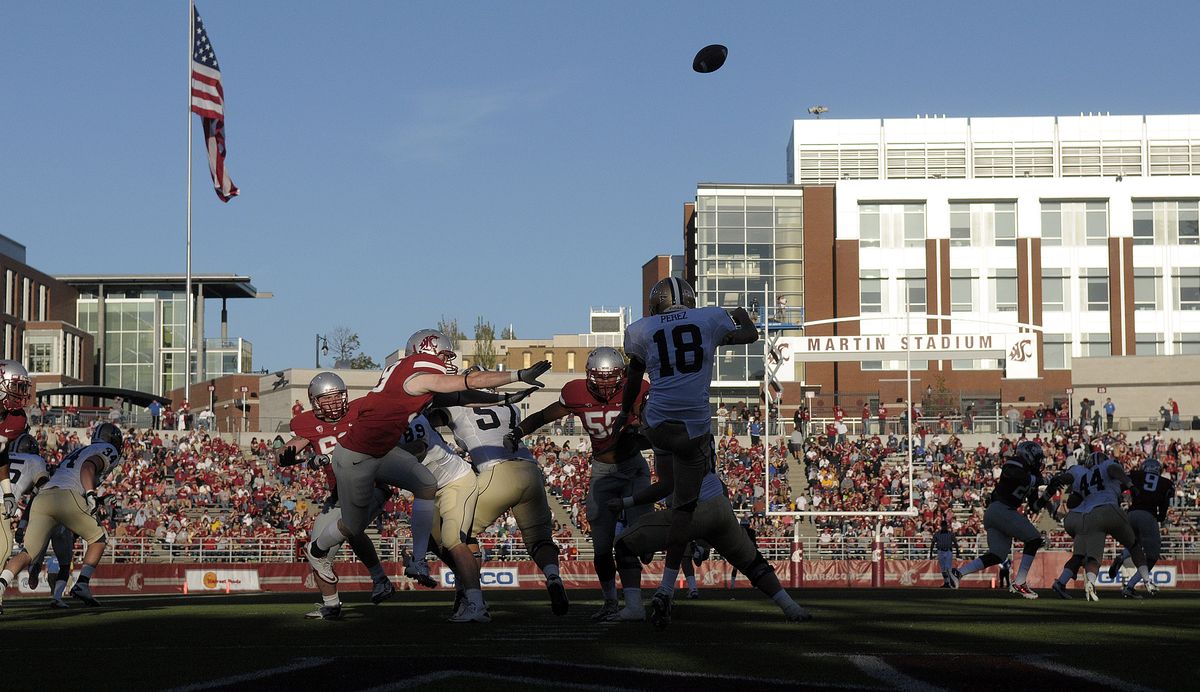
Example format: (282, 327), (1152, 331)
(624, 306), (735, 439)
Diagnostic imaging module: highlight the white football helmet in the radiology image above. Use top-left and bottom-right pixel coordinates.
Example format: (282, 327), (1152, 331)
(308, 371), (348, 421)
(0, 360), (32, 411)
(405, 329), (459, 374)
(585, 347), (626, 400)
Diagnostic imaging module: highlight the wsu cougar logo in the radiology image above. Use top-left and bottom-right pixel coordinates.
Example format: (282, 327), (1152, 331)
(127, 572), (144, 591)
(418, 335), (439, 353)
(1009, 339), (1033, 362)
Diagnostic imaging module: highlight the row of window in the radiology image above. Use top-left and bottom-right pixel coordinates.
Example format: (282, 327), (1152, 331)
(859, 200), (1199, 248)
(3, 270), (50, 322)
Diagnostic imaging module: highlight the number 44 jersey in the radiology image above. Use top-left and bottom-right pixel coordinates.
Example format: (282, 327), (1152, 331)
(624, 306), (735, 439)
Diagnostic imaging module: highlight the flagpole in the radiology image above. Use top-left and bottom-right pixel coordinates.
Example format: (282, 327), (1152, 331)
(185, 0), (194, 399)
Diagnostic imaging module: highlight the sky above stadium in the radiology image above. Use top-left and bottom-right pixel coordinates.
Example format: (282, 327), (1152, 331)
(4, 1), (1199, 372)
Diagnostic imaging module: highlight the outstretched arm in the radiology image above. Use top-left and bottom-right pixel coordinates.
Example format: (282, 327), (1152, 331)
(429, 386), (539, 410)
(722, 307), (759, 346)
(405, 361), (551, 395)
(514, 401), (569, 438)
(275, 436), (311, 467)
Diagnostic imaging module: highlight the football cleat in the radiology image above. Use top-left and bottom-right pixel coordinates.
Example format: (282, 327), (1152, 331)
(28, 562), (43, 590)
(1121, 587), (1143, 600)
(370, 577), (396, 605)
(70, 583), (101, 607)
(648, 592), (672, 630)
(1143, 581), (1159, 597)
(1106, 559), (1122, 581)
(305, 541), (339, 584)
(49, 598), (70, 609)
(450, 589), (466, 617)
(687, 588), (700, 600)
(784, 604), (812, 623)
(1051, 580), (1072, 600)
(546, 575), (569, 616)
(1009, 583), (1038, 600)
(605, 604), (646, 622)
(947, 568), (962, 589)
(305, 603), (343, 620)
(1084, 580), (1100, 602)
(404, 560), (437, 589)
(448, 601), (492, 623)
(591, 600), (620, 622)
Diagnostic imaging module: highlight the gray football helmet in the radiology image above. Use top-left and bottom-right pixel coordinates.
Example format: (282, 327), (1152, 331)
(1142, 457), (1163, 475)
(585, 347), (626, 400)
(405, 329), (459, 374)
(0, 359), (31, 411)
(308, 371), (348, 421)
(648, 277), (697, 316)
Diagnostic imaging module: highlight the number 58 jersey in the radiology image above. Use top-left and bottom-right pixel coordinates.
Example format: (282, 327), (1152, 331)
(624, 306), (735, 439)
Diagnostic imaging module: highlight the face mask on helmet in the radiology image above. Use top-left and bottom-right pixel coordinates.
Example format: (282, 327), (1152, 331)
(0, 360), (32, 411)
(587, 367), (625, 400)
(312, 390), (348, 421)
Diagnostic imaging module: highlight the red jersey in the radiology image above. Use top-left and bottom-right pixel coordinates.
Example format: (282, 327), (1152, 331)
(1, 409), (29, 447)
(559, 378), (649, 458)
(290, 398), (363, 489)
(338, 354), (446, 456)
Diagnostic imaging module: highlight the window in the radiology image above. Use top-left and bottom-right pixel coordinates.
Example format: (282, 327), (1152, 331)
(1175, 270), (1200, 310)
(950, 270), (976, 312)
(566, 352), (576, 373)
(3, 270), (10, 315)
(994, 203), (1017, 247)
(1042, 269), (1069, 311)
(950, 204), (972, 246)
(1044, 333), (1070, 369)
(990, 269), (1017, 312)
(903, 205), (925, 247)
(1136, 333), (1164, 356)
(1174, 333), (1200, 355)
(1134, 269), (1161, 310)
(522, 352), (532, 369)
(859, 203), (925, 248)
(1081, 270), (1109, 311)
(1081, 333), (1111, 357)
(1133, 202), (1154, 245)
(903, 270), (926, 312)
(1041, 201), (1108, 246)
(26, 338), (56, 374)
(859, 205), (880, 247)
(950, 202), (1017, 247)
(1132, 200), (1199, 245)
(860, 271), (883, 313)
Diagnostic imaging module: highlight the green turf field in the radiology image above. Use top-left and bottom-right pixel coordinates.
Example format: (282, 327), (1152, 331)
(2, 588), (1196, 690)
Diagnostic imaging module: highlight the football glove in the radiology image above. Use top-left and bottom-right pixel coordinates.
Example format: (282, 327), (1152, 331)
(611, 412), (630, 437)
(502, 432), (520, 453)
(2, 493), (16, 519)
(503, 387), (540, 405)
(516, 361), (552, 387)
(279, 445), (298, 466)
(84, 491), (100, 517)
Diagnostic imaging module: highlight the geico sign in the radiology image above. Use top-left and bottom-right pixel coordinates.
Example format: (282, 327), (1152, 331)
(439, 567), (520, 588)
(1097, 565), (1176, 588)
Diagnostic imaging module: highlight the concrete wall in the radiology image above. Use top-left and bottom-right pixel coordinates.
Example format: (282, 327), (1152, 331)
(1072, 355), (1200, 426)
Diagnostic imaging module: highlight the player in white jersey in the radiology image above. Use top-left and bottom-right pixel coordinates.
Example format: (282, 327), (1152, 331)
(400, 413), (489, 622)
(0, 434), (49, 613)
(615, 277), (758, 628)
(1038, 451), (1155, 601)
(429, 390), (569, 617)
(0, 423), (122, 609)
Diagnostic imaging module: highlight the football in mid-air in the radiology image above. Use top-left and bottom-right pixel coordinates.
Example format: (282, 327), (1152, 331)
(692, 44), (727, 73)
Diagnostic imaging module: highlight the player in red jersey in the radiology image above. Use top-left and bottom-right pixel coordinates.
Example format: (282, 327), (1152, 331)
(0, 360), (33, 527)
(509, 347), (652, 620)
(308, 329), (551, 587)
(276, 372), (395, 619)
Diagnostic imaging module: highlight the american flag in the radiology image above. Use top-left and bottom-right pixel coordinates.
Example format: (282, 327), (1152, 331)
(191, 6), (238, 202)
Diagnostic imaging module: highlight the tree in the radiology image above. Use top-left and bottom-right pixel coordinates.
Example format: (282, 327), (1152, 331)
(474, 317), (498, 369)
(349, 353), (379, 370)
(437, 316), (467, 350)
(327, 326), (360, 365)
(500, 324), (517, 340)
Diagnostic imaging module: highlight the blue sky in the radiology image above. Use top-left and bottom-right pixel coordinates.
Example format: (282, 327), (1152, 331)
(4, 1), (1198, 371)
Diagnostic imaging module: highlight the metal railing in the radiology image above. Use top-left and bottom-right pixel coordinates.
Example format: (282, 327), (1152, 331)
(97, 532), (1200, 565)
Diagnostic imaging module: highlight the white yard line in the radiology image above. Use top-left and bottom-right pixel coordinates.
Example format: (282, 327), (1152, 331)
(164, 657), (330, 692)
(847, 655), (948, 692)
(1017, 655), (1162, 692)
(361, 671), (634, 692)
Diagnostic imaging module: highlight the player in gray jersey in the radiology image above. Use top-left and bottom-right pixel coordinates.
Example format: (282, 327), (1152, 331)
(4, 435), (77, 609)
(1039, 451), (1156, 601)
(430, 394), (569, 616)
(0, 423), (123, 609)
(615, 277), (758, 628)
(1, 434), (49, 613)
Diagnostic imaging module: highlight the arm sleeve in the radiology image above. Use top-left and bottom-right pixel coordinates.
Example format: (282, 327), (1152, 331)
(623, 326), (647, 362)
(428, 390), (506, 408)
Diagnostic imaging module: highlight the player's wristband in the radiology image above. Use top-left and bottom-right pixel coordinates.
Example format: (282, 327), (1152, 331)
(0, 477), (11, 495)
(622, 496), (635, 509)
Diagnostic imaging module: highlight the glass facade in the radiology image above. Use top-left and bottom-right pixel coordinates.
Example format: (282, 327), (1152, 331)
(695, 191), (802, 384)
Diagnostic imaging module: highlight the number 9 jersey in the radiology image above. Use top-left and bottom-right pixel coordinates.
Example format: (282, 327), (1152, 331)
(624, 306), (735, 439)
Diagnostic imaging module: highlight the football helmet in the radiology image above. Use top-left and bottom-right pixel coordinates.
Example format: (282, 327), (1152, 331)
(308, 372), (348, 421)
(405, 329), (459, 374)
(1084, 450), (1108, 469)
(648, 277), (697, 316)
(585, 347), (626, 400)
(1142, 457), (1162, 475)
(12, 433), (40, 455)
(1012, 440), (1044, 473)
(0, 360), (32, 411)
(92, 422), (123, 449)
